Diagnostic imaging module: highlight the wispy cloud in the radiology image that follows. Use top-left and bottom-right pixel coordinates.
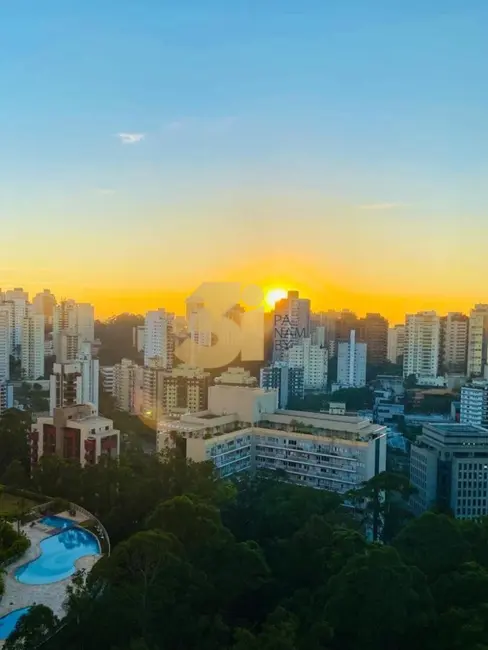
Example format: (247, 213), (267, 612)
(116, 132), (145, 144)
(357, 202), (406, 210)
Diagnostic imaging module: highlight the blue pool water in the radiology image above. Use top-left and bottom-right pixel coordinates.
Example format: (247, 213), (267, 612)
(15, 528), (100, 585)
(40, 515), (75, 529)
(0, 607), (31, 640)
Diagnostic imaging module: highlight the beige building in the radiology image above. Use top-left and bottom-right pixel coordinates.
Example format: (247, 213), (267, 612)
(467, 305), (488, 378)
(441, 312), (468, 374)
(387, 324), (405, 364)
(214, 367), (257, 386)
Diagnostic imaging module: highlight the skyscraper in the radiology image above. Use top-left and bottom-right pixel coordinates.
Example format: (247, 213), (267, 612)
(273, 290), (310, 361)
(467, 305), (488, 378)
(387, 324), (405, 364)
(49, 341), (99, 415)
(53, 300), (95, 362)
(403, 312), (440, 379)
(21, 311), (45, 380)
(260, 363), (305, 408)
(287, 337), (328, 390)
(441, 312), (469, 374)
(0, 309), (10, 382)
(358, 313), (389, 365)
(144, 309), (175, 368)
(336, 330), (367, 388)
(5, 288), (28, 357)
(32, 289), (57, 325)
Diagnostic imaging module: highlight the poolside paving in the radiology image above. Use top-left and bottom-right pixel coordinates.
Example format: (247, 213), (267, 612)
(0, 520), (101, 643)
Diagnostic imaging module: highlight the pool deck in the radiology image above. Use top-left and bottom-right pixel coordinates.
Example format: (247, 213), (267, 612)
(0, 518), (101, 641)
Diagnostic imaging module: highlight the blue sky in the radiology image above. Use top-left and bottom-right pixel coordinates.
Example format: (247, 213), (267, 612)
(1, 1), (488, 318)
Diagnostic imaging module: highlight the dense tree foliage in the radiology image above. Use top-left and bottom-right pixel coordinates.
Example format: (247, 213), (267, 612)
(95, 314), (144, 366)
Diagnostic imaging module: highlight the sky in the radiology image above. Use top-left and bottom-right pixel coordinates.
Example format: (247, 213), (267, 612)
(1, 0), (488, 323)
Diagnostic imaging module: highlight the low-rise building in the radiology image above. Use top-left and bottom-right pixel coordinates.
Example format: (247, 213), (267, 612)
(158, 386), (386, 493)
(31, 404), (120, 467)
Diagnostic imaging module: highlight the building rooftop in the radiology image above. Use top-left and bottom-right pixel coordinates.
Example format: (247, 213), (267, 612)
(424, 423), (488, 437)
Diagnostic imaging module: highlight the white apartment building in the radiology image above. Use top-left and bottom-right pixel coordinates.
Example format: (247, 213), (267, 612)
(100, 366), (115, 395)
(49, 341), (99, 415)
(4, 289), (28, 357)
(467, 305), (488, 378)
(410, 422), (488, 519)
(144, 309), (174, 368)
(0, 309), (10, 382)
(114, 358), (141, 413)
(337, 330), (367, 388)
(132, 325), (145, 353)
(403, 311), (440, 380)
(158, 386), (386, 492)
(460, 381), (488, 428)
(441, 313), (468, 374)
(32, 404), (120, 468)
(53, 300), (95, 362)
(260, 363), (305, 409)
(387, 324), (405, 364)
(288, 337), (328, 390)
(21, 312), (45, 380)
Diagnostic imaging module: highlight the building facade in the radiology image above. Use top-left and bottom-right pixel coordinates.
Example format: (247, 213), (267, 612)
(32, 289), (57, 325)
(410, 422), (488, 519)
(0, 382), (13, 415)
(0, 309), (10, 382)
(337, 330), (367, 388)
(460, 381), (488, 428)
(21, 312), (45, 380)
(359, 313), (388, 365)
(273, 291), (311, 361)
(31, 404), (120, 468)
(144, 309), (174, 368)
(260, 363), (305, 408)
(287, 337), (328, 390)
(403, 311), (440, 380)
(49, 341), (99, 415)
(467, 305), (488, 378)
(387, 324), (405, 365)
(441, 312), (468, 374)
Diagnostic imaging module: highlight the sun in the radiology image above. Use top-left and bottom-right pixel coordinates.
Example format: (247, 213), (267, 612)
(264, 288), (288, 310)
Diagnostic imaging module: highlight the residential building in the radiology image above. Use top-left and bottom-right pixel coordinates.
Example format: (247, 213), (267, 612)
(0, 309), (10, 382)
(288, 338), (328, 390)
(403, 311), (440, 380)
(32, 289), (57, 325)
(214, 367), (257, 386)
(31, 404), (120, 468)
(114, 358), (140, 412)
(5, 288), (28, 357)
(53, 300), (95, 361)
(0, 382), (13, 415)
(467, 305), (488, 377)
(143, 358), (166, 421)
(387, 324), (405, 364)
(460, 381), (488, 428)
(337, 330), (367, 388)
(441, 312), (468, 373)
(410, 422), (488, 519)
(260, 363), (305, 408)
(21, 311), (45, 380)
(335, 310), (359, 343)
(359, 313), (389, 365)
(273, 291), (310, 361)
(100, 366), (115, 395)
(54, 330), (81, 364)
(132, 325), (145, 352)
(49, 341), (99, 415)
(160, 364), (210, 416)
(158, 388), (386, 492)
(144, 309), (174, 368)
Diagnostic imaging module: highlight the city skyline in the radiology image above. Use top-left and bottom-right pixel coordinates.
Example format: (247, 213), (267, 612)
(2, 2), (488, 321)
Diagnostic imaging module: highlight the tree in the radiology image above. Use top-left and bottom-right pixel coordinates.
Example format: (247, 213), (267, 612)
(4, 604), (59, 649)
(404, 374), (417, 389)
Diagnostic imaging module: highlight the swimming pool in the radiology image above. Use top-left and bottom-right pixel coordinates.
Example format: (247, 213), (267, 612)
(15, 528), (100, 585)
(0, 607), (31, 640)
(40, 515), (75, 529)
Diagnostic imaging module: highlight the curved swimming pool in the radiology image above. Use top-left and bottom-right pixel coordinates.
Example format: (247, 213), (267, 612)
(15, 528), (100, 585)
(0, 607), (31, 640)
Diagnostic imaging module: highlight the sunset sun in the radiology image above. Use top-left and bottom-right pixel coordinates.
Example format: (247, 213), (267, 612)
(264, 288), (288, 310)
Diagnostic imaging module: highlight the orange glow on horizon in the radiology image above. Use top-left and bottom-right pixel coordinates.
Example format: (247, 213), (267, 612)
(264, 288), (288, 311)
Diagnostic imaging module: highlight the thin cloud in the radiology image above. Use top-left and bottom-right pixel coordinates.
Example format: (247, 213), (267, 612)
(96, 188), (116, 196)
(116, 132), (145, 144)
(357, 202), (406, 210)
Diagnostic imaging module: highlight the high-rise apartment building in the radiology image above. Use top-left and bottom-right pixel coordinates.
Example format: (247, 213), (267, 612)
(337, 330), (367, 388)
(260, 363), (305, 408)
(288, 337), (328, 390)
(273, 291), (310, 361)
(32, 289), (57, 325)
(387, 324), (405, 364)
(49, 341), (99, 415)
(21, 311), (45, 380)
(403, 312), (440, 379)
(359, 313), (388, 365)
(335, 310), (359, 343)
(0, 309), (10, 382)
(0, 382), (13, 415)
(460, 381), (488, 428)
(144, 309), (174, 368)
(114, 358), (145, 414)
(160, 364), (210, 415)
(143, 358), (166, 422)
(53, 300), (95, 362)
(441, 312), (468, 374)
(467, 305), (488, 378)
(410, 422), (488, 519)
(5, 288), (28, 357)
(31, 404), (120, 468)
